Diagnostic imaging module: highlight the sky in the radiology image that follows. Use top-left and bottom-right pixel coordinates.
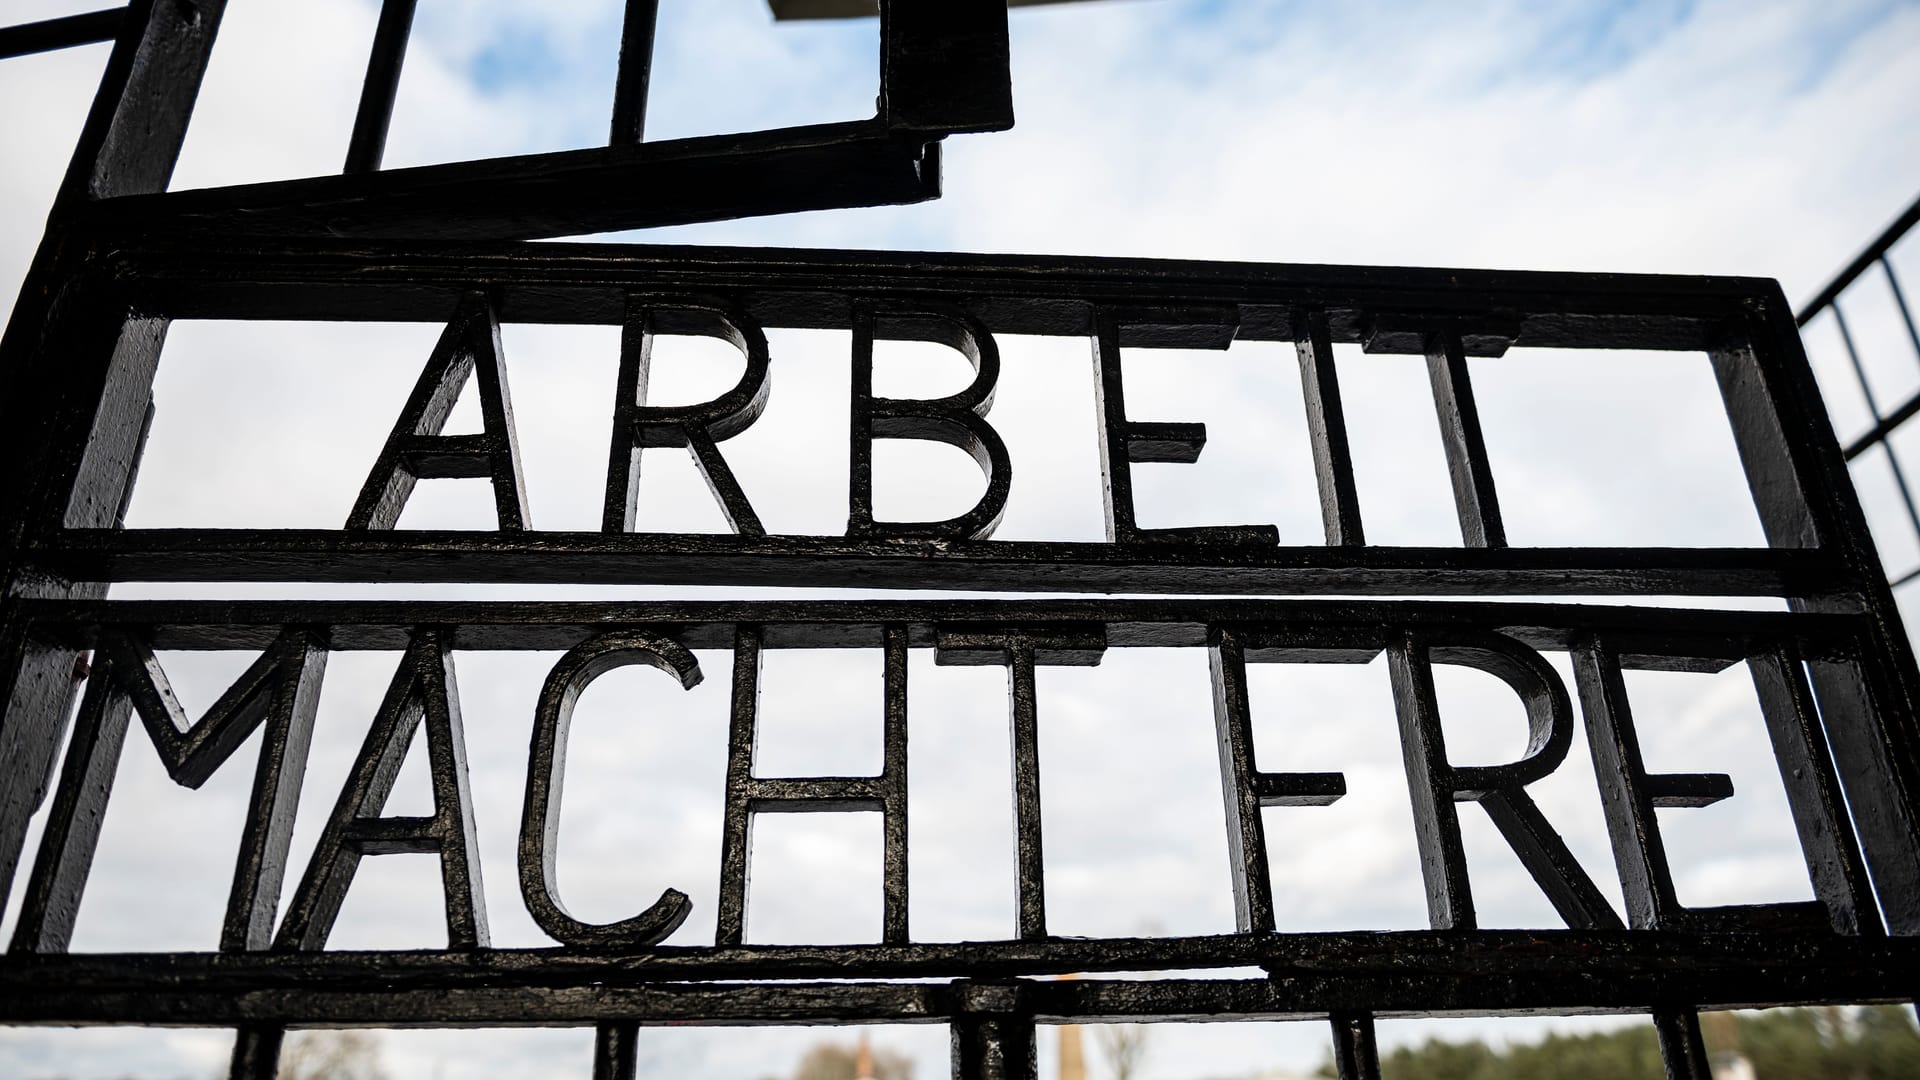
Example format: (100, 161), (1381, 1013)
(2, 0), (1920, 1078)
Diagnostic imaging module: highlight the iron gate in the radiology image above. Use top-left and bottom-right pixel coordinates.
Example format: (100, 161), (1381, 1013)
(1, 3), (1917, 1079)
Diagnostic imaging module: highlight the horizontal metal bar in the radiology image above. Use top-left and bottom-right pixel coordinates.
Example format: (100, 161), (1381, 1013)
(79, 122), (940, 241)
(3, 932), (1912, 1026)
(747, 776), (886, 811)
(36, 532), (1840, 597)
(0, 8), (124, 61)
(1797, 190), (1920, 325)
(94, 239), (1778, 347)
(15, 598), (1858, 666)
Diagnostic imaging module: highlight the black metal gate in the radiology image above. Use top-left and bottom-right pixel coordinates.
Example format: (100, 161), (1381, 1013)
(2, 4), (1916, 1079)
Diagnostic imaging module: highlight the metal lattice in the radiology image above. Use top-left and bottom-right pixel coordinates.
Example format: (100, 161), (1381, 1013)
(2, 4), (1917, 1080)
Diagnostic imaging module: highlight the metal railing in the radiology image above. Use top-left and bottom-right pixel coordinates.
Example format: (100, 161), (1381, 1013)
(1798, 192), (1920, 587)
(2, 4), (1917, 1080)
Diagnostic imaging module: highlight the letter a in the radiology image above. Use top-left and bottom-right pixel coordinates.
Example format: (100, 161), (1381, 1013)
(347, 291), (531, 530)
(276, 629), (488, 950)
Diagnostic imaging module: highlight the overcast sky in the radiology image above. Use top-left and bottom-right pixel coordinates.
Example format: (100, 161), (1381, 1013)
(3, 1), (1920, 1078)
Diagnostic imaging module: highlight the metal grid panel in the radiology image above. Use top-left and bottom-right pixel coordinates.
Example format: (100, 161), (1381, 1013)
(1797, 192), (1920, 589)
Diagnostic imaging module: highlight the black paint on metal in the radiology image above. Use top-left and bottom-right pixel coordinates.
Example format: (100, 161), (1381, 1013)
(345, 291), (530, 532)
(0, 8), (125, 60)
(605, 298), (771, 537)
(342, 0), (418, 175)
(2, 2), (1917, 1078)
(610, 0), (661, 146)
(275, 629), (488, 952)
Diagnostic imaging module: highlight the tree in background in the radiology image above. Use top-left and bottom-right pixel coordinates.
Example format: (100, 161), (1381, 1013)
(1311, 1005), (1920, 1079)
(791, 1039), (915, 1080)
(1096, 1023), (1150, 1080)
(278, 1031), (388, 1080)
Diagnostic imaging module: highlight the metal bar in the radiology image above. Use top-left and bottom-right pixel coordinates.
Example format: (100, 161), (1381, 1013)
(1836, 261), (1920, 460)
(1425, 329), (1506, 547)
(880, 0), (1013, 134)
(84, 121), (943, 240)
(11, 595), (1863, 653)
(100, 237), (1780, 338)
(1736, 286), (1920, 936)
(609, 0), (660, 145)
(1330, 1012), (1381, 1080)
(35, 533), (1840, 595)
(4, 940), (1916, 1026)
(0, 8), (125, 61)
(952, 1009), (1036, 1080)
(1295, 308), (1365, 545)
(0, 0), (225, 947)
(1209, 628), (1275, 934)
(1883, 254), (1920, 378)
(881, 624), (910, 945)
(227, 1024), (283, 1080)
(1573, 636), (1685, 929)
(1833, 304), (1886, 421)
(716, 626), (758, 947)
(1746, 645), (1879, 934)
(61, 0), (227, 202)
(4, 931), (1913, 992)
(342, 0), (417, 174)
(7, 649), (132, 954)
(1007, 643), (1046, 940)
(1652, 1008), (1712, 1080)
(1796, 190), (1920, 325)
(593, 1022), (640, 1080)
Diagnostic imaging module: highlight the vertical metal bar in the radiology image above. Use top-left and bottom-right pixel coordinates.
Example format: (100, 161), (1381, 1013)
(227, 1024), (284, 1080)
(1747, 645), (1879, 935)
(881, 624), (910, 945)
(881, 0), (1013, 134)
(1833, 303), (1887, 423)
(609, 0), (660, 145)
(1423, 330), (1505, 547)
(1385, 632), (1474, 930)
(593, 1021), (641, 1080)
(1329, 1012), (1381, 1080)
(1803, 653), (1920, 933)
(1007, 643), (1046, 940)
(952, 1008), (1037, 1080)
(1089, 311), (1139, 543)
(1652, 1008), (1713, 1080)
(1711, 332), (1822, 550)
(0, 0), (223, 910)
(1572, 635), (1680, 929)
(1732, 289), (1920, 935)
(8, 649), (131, 953)
(716, 625), (761, 947)
(343, 0), (418, 174)
(603, 301), (648, 532)
(0, 315), (163, 913)
(58, 0), (228, 202)
(1294, 309), (1365, 545)
(1880, 256), (1920, 373)
(1208, 627), (1275, 934)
